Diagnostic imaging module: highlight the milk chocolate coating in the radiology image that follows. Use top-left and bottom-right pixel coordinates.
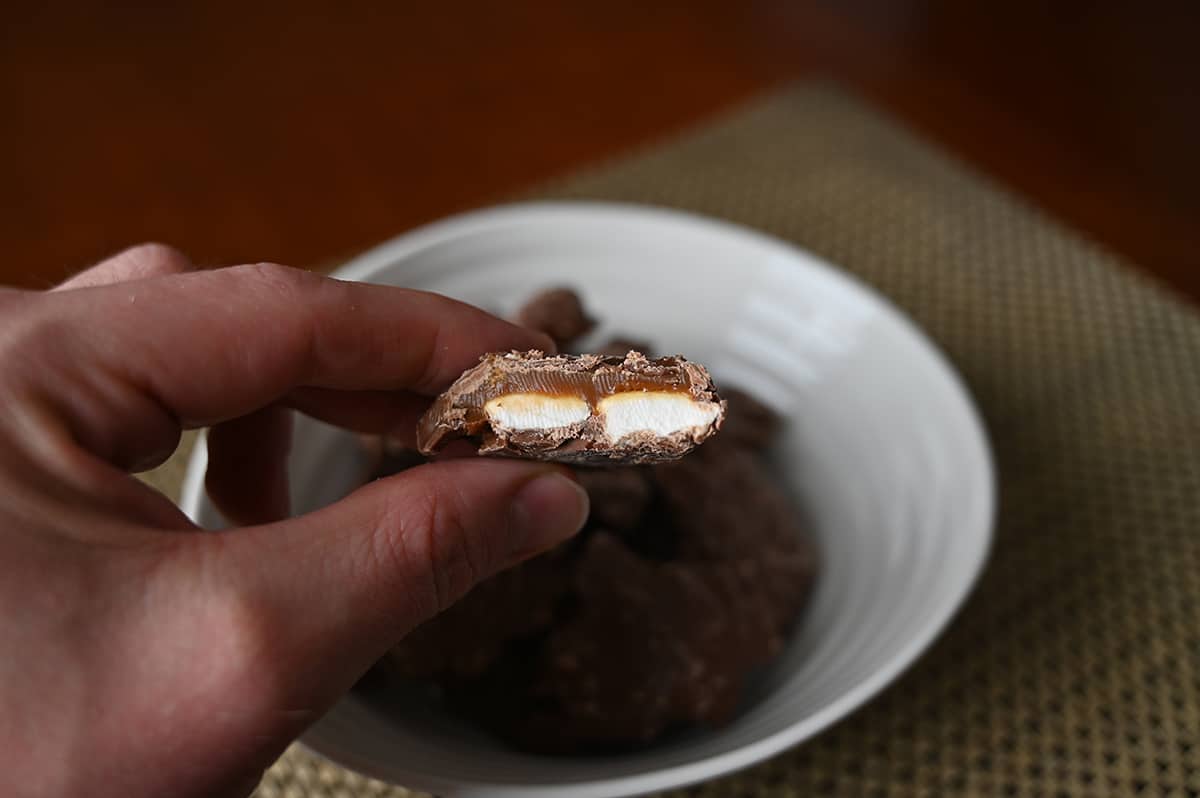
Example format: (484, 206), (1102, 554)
(416, 350), (726, 465)
(514, 287), (596, 348)
(653, 439), (817, 632)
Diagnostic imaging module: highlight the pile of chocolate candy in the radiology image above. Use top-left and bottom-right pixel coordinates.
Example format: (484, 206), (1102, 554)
(360, 289), (816, 753)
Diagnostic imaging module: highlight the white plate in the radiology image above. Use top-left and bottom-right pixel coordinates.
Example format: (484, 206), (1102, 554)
(181, 202), (994, 798)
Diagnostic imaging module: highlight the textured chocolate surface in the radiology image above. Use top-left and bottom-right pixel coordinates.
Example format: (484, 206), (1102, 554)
(514, 287), (596, 348)
(363, 288), (813, 754)
(416, 350), (726, 464)
(378, 387), (814, 754)
(575, 467), (653, 531)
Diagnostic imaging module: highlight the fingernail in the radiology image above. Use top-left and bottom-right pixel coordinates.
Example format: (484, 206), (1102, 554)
(509, 470), (589, 557)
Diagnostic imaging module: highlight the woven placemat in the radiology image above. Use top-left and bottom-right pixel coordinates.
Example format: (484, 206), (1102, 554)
(142, 82), (1200, 797)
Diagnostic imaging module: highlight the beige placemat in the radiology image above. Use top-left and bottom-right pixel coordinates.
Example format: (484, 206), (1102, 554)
(142, 82), (1200, 797)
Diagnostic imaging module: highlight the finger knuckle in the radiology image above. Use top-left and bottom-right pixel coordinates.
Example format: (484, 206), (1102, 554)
(370, 487), (440, 621)
(374, 482), (489, 617)
(0, 299), (74, 388)
(204, 586), (291, 708)
(232, 262), (321, 300)
(125, 242), (191, 273)
(410, 319), (447, 394)
(428, 489), (486, 612)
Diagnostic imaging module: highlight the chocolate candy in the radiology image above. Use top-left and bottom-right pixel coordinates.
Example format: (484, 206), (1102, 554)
(718, 387), (781, 451)
(526, 535), (781, 746)
(379, 433), (816, 753)
(514, 287), (596, 348)
(417, 350), (726, 465)
(574, 467), (653, 530)
(593, 336), (653, 358)
(368, 287), (816, 755)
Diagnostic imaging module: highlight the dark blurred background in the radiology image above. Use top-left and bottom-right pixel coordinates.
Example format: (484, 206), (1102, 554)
(2, 1), (1197, 299)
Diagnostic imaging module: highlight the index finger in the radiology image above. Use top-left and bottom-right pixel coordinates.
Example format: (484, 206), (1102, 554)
(24, 263), (550, 456)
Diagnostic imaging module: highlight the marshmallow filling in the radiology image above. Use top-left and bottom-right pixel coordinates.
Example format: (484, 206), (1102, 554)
(598, 391), (722, 441)
(483, 390), (720, 442)
(484, 393), (591, 431)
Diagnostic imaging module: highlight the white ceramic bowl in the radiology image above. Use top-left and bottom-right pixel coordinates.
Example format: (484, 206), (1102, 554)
(180, 202), (994, 798)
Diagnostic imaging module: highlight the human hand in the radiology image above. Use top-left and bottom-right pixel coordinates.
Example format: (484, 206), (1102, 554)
(0, 245), (590, 798)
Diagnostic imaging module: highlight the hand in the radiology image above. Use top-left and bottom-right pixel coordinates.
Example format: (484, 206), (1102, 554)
(0, 245), (590, 798)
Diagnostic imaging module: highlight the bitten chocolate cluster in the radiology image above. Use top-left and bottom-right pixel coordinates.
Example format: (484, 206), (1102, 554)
(417, 350), (727, 465)
(361, 288), (816, 753)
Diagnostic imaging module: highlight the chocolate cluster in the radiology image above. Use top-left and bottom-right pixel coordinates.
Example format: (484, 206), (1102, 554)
(416, 350), (726, 464)
(361, 288), (816, 753)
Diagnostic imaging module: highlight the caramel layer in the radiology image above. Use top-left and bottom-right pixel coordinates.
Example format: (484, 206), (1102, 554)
(461, 371), (691, 411)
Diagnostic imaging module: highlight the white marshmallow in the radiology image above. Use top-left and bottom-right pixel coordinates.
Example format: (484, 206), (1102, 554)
(597, 391), (720, 441)
(484, 393), (591, 431)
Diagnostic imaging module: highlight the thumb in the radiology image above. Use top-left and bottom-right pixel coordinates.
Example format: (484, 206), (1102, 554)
(182, 458), (588, 708)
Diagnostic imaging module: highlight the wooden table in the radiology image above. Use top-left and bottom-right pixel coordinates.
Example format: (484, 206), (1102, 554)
(3, 1), (1197, 301)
